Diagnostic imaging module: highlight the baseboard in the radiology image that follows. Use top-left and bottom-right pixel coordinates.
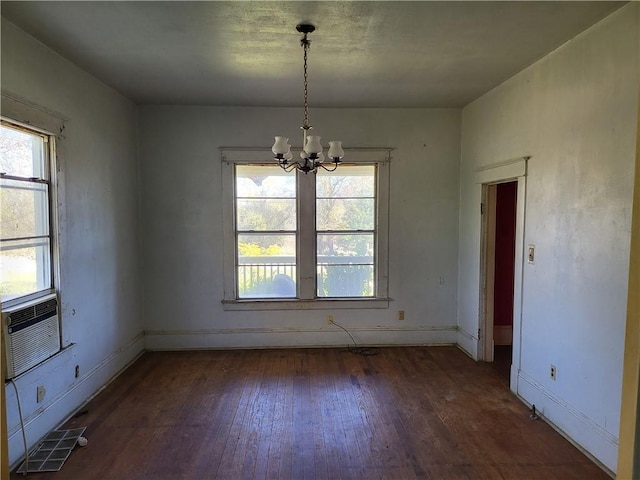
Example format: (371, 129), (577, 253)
(6, 332), (145, 468)
(517, 369), (618, 473)
(144, 325), (458, 350)
(493, 325), (513, 345)
(456, 327), (478, 360)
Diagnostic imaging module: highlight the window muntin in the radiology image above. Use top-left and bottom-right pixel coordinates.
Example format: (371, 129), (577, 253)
(235, 165), (297, 298)
(0, 122), (54, 303)
(316, 166), (376, 297)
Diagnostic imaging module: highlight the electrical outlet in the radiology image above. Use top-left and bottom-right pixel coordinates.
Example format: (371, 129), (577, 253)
(550, 364), (556, 381)
(327, 314), (334, 325)
(37, 385), (46, 403)
(398, 310), (405, 320)
(528, 244), (535, 264)
(75, 365), (80, 378)
(439, 275), (445, 285)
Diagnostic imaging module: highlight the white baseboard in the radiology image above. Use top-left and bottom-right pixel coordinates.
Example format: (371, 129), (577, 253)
(6, 332), (145, 467)
(144, 325), (458, 350)
(493, 325), (513, 345)
(517, 369), (618, 474)
(456, 327), (478, 360)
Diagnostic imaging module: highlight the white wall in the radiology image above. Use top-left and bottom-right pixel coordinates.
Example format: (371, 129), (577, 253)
(458, 4), (639, 472)
(139, 107), (461, 350)
(1, 19), (144, 466)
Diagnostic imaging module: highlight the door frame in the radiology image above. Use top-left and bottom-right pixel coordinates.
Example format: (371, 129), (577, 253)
(480, 183), (498, 363)
(476, 156), (529, 393)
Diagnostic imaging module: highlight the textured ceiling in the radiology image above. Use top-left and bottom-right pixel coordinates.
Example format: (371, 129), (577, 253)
(1, 1), (627, 107)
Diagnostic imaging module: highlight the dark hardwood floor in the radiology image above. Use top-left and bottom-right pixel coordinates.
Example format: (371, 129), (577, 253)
(12, 346), (608, 479)
(491, 345), (513, 383)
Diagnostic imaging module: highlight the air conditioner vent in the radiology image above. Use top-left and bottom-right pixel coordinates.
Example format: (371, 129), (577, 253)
(6, 305), (35, 326)
(35, 298), (57, 317)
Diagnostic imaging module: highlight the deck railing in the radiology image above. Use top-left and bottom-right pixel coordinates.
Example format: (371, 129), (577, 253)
(238, 255), (373, 298)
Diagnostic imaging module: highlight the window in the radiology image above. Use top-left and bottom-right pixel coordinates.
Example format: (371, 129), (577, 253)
(222, 148), (390, 309)
(0, 121), (56, 305)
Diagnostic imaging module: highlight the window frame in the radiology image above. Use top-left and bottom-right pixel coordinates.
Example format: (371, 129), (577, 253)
(221, 147), (391, 310)
(1, 110), (61, 311)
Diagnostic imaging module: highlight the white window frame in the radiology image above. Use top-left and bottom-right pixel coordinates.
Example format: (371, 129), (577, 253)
(221, 147), (392, 311)
(1, 93), (65, 311)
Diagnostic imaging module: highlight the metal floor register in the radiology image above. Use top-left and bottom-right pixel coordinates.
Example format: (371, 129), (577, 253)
(17, 427), (86, 473)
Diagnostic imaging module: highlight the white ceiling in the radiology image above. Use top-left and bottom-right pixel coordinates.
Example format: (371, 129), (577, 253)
(1, 1), (627, 108)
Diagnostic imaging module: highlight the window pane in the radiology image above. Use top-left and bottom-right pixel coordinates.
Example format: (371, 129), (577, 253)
(316, 166), (376, 299)
(237, 198), (296, 231)
(236, 165), (295, 198)
(316, 165), (375, 197)
(316, 198), (374, 231)
(0, 240), (52, 302)
(0, 125), (46, 179)
(317, 233), (374, 259)
(236, 165), (296, 232)
(237, 233), (296, 298)
(317, 234), (374, 297)
(1, 178), (50, 239)
(317, 265), (374, 298)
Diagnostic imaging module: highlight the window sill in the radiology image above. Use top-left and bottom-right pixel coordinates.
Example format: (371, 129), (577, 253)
(221, 298), (391, 311)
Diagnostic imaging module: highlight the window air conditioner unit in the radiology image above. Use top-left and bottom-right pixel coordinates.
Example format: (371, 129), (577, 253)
(3, 293), (61, 380)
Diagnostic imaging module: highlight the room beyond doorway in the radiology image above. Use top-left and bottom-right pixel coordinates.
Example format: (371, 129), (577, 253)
(493, 182), (517, 353)
(481, 180), (518, 380)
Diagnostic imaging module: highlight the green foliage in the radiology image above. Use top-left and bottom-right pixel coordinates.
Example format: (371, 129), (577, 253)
(237, 199), (295, 231)
(238, 242), (282, 256)
(317, 265), (373, 297)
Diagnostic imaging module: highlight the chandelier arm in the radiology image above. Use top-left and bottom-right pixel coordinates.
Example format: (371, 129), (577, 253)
(278, 161), (298, 173)
(317, 161), (340, 173)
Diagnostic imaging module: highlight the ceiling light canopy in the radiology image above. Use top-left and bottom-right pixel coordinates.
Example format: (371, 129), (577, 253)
(272, 23), (344, 174)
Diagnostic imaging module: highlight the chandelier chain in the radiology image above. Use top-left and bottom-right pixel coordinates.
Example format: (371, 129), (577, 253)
(302, 34), (310, 130)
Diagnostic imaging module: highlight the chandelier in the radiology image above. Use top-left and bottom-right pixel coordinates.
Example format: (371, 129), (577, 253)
(272, 23), (344, 174)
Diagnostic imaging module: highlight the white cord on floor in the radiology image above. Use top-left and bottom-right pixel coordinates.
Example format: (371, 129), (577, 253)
(9, 379), (29, 476)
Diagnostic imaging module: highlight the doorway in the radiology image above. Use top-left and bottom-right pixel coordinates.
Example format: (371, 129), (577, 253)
(481, 181), (518, 380)
(476, 156), (528, 392)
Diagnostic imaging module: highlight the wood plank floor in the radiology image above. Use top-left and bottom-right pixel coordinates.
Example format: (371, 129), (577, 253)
(11, 347), (609, 479)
